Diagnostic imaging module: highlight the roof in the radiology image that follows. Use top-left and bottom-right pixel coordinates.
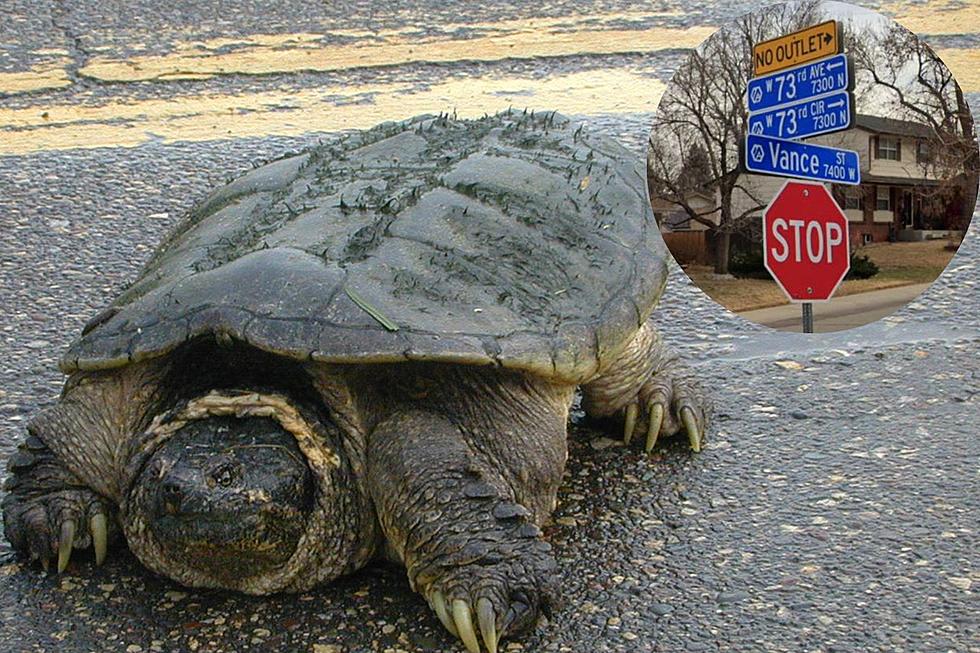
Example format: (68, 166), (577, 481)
(861, 173), (940, 187)
(662, 211), (694, 230)
(854, 114), (935, 139)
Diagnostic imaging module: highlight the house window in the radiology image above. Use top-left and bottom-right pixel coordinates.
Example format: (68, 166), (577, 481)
(844, 187), (864, 210)
(666, 210), (691, 230)
(876, 186), (891, 211)
(875, 136), (901, 161)
(916, 140), (931, 163)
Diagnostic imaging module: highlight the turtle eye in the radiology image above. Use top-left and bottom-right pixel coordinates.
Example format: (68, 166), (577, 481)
(210, 462), (240, 488)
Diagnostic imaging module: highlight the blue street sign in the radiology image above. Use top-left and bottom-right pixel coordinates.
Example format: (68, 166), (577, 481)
(747, 53), (850, 113)
(745, 133), (861, 185)
(748, 90), (852, 139)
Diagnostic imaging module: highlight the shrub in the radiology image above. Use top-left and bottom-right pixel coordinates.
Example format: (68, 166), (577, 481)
(846, 253), (879, 279)
(728, 249), (878, 280)
(728, 249), (772, 279)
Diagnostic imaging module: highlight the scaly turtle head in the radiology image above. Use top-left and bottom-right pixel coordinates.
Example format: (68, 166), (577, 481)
(140, 414), (313, 580)
(122, 391), (375, 594)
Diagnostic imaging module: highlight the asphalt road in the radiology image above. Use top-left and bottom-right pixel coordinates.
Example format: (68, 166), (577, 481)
(1, 1), (978, 652)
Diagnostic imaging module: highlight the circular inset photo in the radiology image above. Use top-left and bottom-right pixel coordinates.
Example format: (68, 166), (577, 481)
(647, 0), (978, 332)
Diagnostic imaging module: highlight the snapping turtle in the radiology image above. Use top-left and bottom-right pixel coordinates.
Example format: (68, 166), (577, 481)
(3, 110), (708, 652)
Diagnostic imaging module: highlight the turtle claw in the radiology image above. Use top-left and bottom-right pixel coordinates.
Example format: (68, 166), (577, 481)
(645, 401), (664, 453)
(681, 406), (702, 452)
(2, 473), (117, 574)
(623, 403), (638, 444)
(430, 590), (458, 637)
(583, 322), (710, 456)
(420, 543), (556, 652)
(57, 518), (77, 573)
(452, 599), (480, 653)
(477, 597), (499, 653)
(90, 513), (108, 566)
(613, 380), (708, 455)
(428, 595), (503, 653)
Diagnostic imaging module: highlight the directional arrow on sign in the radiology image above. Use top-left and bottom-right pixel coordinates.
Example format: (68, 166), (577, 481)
(753, 20), (841, 75)
(747, 90), (853, 140)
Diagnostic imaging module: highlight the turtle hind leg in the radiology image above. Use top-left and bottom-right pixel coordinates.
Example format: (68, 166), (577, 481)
(582, 321), (710, 453)
(2, 434), (119, 573)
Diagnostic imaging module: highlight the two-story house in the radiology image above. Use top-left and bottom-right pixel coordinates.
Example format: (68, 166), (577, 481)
(821, 114), (973, 245)
(654, 114), (976, 258)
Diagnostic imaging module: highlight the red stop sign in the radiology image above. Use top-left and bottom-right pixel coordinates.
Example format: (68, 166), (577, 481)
(763, 180), (850, 302)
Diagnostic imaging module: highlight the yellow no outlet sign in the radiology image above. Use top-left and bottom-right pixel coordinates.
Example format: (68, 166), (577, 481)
(753, 20), (842, 76)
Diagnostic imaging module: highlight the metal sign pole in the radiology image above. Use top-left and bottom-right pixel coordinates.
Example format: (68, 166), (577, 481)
(749, 21), (857, 330)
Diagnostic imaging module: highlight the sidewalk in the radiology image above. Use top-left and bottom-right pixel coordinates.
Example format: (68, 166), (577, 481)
(737, 282), (932, 332)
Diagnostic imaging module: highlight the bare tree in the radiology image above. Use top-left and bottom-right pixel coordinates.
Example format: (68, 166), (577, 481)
(848, 21), (979, 235)
(647, 0), (820, 274)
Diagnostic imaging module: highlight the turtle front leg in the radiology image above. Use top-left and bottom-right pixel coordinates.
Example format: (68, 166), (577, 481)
(3, 366), (163, 573)
(583, 321), (710, 453)
(2, 433), (119, 572)
(367, 408), (561, 653)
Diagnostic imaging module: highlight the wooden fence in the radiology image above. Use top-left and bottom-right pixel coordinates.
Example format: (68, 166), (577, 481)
(662, 231), (712, 266)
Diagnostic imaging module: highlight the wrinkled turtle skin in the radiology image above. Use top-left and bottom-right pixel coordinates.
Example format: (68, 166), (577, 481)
(2, 110), (709, 653)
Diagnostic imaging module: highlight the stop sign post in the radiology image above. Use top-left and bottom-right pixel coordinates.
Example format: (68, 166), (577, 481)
(763, 180), (850, 331)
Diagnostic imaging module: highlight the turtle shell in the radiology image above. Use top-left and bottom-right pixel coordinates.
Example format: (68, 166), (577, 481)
(63, 110), (668, 383)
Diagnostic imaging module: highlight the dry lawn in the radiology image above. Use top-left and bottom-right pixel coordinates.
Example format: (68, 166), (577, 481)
(685, 239), (958, 312)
